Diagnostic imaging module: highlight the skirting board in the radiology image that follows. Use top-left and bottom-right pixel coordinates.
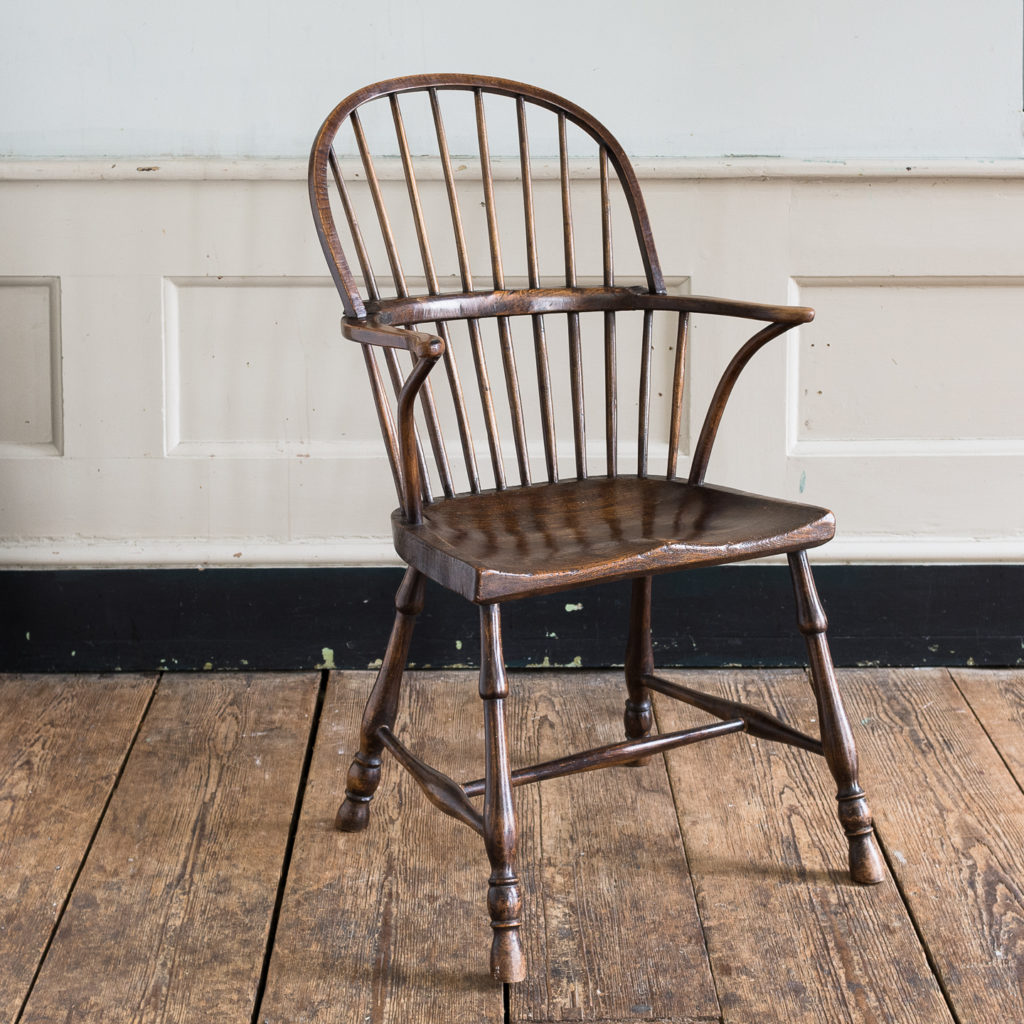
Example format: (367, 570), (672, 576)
(1, 565), (1021, 673)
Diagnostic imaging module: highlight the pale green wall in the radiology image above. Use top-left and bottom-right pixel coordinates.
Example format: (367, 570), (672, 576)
(3, 0), (1022, 159)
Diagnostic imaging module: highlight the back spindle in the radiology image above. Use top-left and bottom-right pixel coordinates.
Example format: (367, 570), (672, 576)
(329, 148), (380, 303)
(362, 345), (403, 505)
(518, 96), (558, 483)
(600, 147), (617, 476)
(353, 103), (452, 499)
(351, 110), (406, 296)
(638, 310), (654, 477)
(427, 89), (486, 493)
(330, 150), (404, 499)
(391, 94), (464, 498)
(476, 90), (530, 487)
(666, 312), (689, 480)
(559, 113), (586, 479)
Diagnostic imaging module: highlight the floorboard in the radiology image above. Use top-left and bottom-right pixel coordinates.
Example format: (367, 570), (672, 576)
(17, 672), (318, 1024)
(508, 673), (720, 1023)
(258, 670), (507, 1024)
(0, 673), (156, 1024)
(4, 668), (1024, 1023)
(842, 667), (1024, 1024)
(654, 669), (950, 1024)
(952, 668), (1024, 791)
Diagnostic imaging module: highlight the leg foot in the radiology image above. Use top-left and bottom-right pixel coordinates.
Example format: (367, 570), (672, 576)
(848, 831), (886, 885)
(335, 798), (371, 832)
(789, 551), (885, 886)
(489, 899), (526, 982)
(335, 752), (381, 832)
(336, 567), (425, 832)
(839, 790), (886, 885)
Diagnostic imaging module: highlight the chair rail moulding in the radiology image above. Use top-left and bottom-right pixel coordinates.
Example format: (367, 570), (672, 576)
(5, 156), (1024, 181)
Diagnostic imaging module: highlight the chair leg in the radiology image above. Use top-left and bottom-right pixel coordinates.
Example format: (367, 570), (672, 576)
(479, 603), (525, 983)
(336, 566), (426, 832)
(788, 551), (885, 885)
(623, 576), (655, 763)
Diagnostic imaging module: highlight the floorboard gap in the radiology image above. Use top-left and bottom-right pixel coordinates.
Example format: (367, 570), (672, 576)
(13, 671), (163, 1024)
(946, 667), (1024, 798)
(873, 818), (964, 1024)
(249, 668), (329, 1024)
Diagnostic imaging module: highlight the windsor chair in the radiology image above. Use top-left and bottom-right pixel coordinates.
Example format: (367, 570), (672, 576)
(309, 73), (885, 984)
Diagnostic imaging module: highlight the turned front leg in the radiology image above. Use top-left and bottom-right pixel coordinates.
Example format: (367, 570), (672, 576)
(480, 603), (525, 983)
(336, 567), (426, 832)
(789, 551), (885, 885)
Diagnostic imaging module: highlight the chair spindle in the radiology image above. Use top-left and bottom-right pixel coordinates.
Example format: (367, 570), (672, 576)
(329, 149), (380, 302)
(427, 89), (483, 493)
(600, 148), (616, 475)
(666, 312), (689, 480)
(391, 94), (465, 498)
(559, 114), (586, 478)
(351, 111), (407, 296)
(638, 309), (653, 477)
(518, 96), (558, 483)
(476, 89), (530, 486)
(352, 110), (438, 500)
(363, 345), (403, 504)
(352, 101), (452, 498)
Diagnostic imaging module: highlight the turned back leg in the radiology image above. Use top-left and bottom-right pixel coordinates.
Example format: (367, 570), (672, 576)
(336, 567), (426, 832)
(788, 551), (885, 885)
(623, 576), (655, 750)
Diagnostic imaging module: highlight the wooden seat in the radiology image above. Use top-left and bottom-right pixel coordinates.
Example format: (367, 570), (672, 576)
(308, 73), (885, 987)
(395, 478), (835, 602)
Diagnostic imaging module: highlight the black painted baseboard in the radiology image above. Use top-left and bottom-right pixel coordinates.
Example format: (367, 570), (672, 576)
(1, 565), (1021, 672)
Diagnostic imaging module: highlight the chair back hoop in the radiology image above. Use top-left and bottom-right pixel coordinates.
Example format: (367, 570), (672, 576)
(308, 74), (699, 505)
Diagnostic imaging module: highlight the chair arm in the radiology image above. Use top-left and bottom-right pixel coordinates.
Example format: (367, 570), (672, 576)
(341, 318), (446, 359)
(689, 320), (799, 486)
(632, 292), (814, 325)
(365, 287), (813, 326)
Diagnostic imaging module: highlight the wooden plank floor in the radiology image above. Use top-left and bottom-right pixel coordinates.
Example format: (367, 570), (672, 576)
(2, 668), (1024, 1023)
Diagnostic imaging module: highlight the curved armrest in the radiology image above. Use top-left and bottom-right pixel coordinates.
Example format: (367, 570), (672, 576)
(341, 318), (445, 359)
(369, 286), (813, 326)
(632, 291), (814, 325)
(689, 320), (798, 486)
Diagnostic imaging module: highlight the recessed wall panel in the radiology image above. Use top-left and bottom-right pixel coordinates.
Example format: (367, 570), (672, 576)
(165, 277), (374, 455)
(0, 278), (61, 453)
(793, 278), (1024, 445)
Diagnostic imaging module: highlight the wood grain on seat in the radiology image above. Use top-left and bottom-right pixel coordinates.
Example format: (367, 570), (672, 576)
(394, 477), (835, 602)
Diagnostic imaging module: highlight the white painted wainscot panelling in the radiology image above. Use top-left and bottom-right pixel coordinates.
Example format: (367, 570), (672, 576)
(1, 159), (1023, 567)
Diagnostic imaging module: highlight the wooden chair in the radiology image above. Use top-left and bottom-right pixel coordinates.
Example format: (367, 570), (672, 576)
(308, 73), (885, 984)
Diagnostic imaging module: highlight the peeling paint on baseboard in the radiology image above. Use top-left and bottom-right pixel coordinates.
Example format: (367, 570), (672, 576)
(526, 654), (583, 669)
